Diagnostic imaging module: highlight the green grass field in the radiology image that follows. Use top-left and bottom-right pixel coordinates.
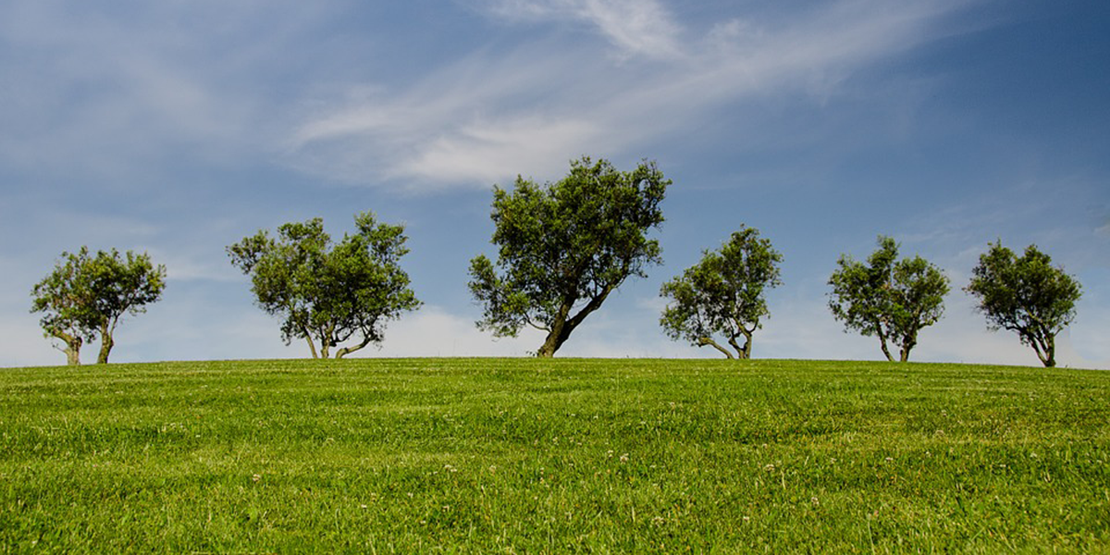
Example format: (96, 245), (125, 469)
(1, 358), (1107, 553)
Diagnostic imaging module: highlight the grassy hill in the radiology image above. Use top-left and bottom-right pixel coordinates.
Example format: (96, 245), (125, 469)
(1, 358), (1107, 552)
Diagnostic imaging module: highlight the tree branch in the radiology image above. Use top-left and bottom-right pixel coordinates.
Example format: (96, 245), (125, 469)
(698, 336), (734, 359)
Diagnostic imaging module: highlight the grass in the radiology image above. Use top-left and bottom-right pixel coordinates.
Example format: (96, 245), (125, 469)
(1, 358), (1108, 553)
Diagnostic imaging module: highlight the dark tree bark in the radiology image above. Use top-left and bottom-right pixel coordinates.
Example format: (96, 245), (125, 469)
(536, 286), (612, 357)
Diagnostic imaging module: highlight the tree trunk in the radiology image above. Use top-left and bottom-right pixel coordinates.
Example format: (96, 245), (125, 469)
(66, 343), (82, 366)
(896, 324), (923, 364)
(535, 287), (614, 357)
(303, 331), (319, 359)
(51, 328), (82, 364)
(876, 331), (894, 362)
(898, 336), (915, 363)
(537, 323), (570, 357)
(874, 324), (892, 361)
(97, 335), (114, 364)
(54, 331), (82, 366)
(97, 322), (115, 364)
(537, 299), (574, 357)
(729, 327), (753, 360)
(1023, 329), (1056, 368)
(1039, 334), (1056, 368)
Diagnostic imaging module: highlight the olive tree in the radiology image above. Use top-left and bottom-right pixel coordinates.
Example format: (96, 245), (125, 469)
(228, 212), (421, 359)
(468, 156), (670, 357)
(828, 236), (949, 362)
(965, 241), (1081, 368)
(31, 247), (166, 365)
(659, 227), (782, 359)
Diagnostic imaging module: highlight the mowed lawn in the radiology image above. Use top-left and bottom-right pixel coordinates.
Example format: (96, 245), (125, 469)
(1, 358), (1107, 553)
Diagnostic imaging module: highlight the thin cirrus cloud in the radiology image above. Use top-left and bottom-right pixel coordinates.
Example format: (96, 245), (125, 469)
(0, 1), (331, 183)
(479, 0), (685, 59)
(286, 0), (982, 190)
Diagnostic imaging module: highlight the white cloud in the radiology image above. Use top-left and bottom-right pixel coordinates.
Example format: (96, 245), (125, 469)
(365, 305), (544, 357)
(0, 1), (331, 184)
(478, 0), (684, 59)
(289, 0), (981, 190)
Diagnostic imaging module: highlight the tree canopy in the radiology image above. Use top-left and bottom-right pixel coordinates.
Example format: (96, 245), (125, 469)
(660, 227), (782, 359)
(965, 241), (1081, 368)
(828, 236), (949, 362)
(468, 156), (670, 357)
(31, 247), (166, 365)
(228, 212), (421, 359)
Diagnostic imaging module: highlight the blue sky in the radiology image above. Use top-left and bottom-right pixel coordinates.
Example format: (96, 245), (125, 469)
(2, 0), (1107, 368)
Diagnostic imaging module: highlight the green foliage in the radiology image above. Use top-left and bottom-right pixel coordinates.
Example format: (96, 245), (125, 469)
(30, 247), (166, 365)
(660, 226), (783, 359)
(469, 157), (670, 357)
(1, 358), (1107, 552)
(228, 212), (421, 358)
(965, 241), (1082, 368)
(828, 236), (949, 362)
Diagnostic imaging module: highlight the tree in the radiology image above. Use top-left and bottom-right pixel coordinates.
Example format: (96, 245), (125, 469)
(228, 212), (421, 359)
(828, 236), (949, 362)
(659, 227), (782, 359)
(468, 156), (670, 357)
(31, 247), (166, 365)
(965, 241), (1081, 368)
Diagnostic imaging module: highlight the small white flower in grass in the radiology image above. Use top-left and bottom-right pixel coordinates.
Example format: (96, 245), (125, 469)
(884, 457), (893, 463)
(360, 504), (368, 509)
(764, 464), (775, 472)
(620, 453), (629, 463)
(252, 474), (262, 482)
(742, 516), (751, 523)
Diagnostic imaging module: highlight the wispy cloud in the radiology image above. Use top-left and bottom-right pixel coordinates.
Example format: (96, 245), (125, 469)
(288, 0), (981, 190)
(0, 1), (333, 184)
(478, 0), (684, 59)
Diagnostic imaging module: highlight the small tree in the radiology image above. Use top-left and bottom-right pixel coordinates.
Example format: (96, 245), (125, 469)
(659, 227), (782, 359)
(828, 236), (949, 362)
(468, 156), (670, 357)
(965, 241), (1081, 368)
(228, 212), (421, 359)
(31, 247), (166, 365)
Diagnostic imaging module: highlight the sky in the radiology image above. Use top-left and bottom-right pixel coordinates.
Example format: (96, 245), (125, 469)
(1, 0), (1107, 368)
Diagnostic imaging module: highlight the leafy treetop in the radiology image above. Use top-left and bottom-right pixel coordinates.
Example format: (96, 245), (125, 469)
(469, 156), (670, 357)
(228, 212), (421, 359)
(828, 236), (949, 362)
(31, 247), (166, 365)
(660, 226), (783, 359)
(965, 241), (1081, 367)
